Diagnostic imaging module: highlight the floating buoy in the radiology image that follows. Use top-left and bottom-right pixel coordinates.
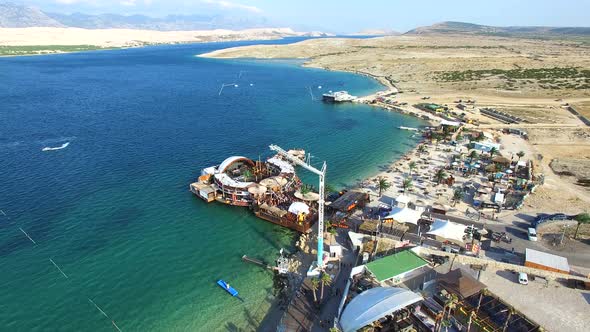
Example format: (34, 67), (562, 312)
(250, 83), (254, 86)
(318, 85), (322, 89)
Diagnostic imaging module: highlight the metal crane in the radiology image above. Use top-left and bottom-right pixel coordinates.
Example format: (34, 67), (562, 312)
(269, 144), (327, 269)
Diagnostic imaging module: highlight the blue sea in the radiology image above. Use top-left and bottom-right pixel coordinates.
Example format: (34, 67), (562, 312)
(0, 38), (423, 331)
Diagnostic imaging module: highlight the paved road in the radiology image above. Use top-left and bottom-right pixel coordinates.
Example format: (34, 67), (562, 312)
(427, 212), (590, 268)
(311, 228), (356, 332)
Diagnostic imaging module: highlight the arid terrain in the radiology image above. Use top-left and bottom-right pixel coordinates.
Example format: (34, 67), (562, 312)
(0, 27), (318, 55)
(201, 34), (590, 213)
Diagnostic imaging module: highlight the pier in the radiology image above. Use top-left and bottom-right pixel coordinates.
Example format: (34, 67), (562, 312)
(242, 255), (276, 271)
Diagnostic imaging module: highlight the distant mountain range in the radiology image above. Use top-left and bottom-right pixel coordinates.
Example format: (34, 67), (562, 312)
(405, 21), (590, 38)
(0, 2), (276, 31)
(2, 2), (589, 39)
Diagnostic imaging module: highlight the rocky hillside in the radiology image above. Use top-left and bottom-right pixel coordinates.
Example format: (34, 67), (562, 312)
(406, 21), (590, 38)
(0, 2), (276, 31)
(0, 2), (63, 28)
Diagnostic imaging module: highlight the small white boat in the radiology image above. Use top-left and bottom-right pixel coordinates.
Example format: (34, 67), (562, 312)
(398, 126), (420, 132)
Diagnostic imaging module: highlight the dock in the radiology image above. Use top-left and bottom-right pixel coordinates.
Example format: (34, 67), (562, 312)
(242, 255), (277, 271)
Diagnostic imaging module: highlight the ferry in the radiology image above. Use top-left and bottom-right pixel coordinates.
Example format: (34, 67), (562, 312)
(322, 91), (357, 103)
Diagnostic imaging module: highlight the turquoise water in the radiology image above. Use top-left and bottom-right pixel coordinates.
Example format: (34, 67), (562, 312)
(0, 40), (423, 331)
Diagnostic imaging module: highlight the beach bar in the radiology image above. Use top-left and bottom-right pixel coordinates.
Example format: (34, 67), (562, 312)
(189, 148), (318, 233)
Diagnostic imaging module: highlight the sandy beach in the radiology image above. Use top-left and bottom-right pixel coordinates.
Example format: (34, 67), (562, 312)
(200, 35), (590, 214)
(0, 27), (315, 50)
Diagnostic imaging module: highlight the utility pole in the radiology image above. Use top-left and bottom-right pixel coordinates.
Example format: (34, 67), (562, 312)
(270, 144), (327, 270)
(560, 225), (569, 245)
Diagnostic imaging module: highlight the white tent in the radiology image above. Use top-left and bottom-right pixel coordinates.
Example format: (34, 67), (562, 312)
(426, 219), (467, 243)
(340, 287), (422, 332)
(383, 207), (423, 225)
(440, 120), (461, 127)
(395, 194), (412, 207)
(348, 232), (366, 249)
(288, 202), (310, 215)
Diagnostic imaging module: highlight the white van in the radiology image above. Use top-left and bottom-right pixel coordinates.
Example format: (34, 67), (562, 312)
(527, 228), (538, 241)
(518, 272), (529, 285)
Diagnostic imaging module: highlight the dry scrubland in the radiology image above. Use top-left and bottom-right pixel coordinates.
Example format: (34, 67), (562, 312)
(202, 35), (590, 213)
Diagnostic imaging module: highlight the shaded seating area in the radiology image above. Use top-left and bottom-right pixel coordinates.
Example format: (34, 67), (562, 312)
(437, 268), (486, 300)
(433, 268), (541, 332)
(339, 287), (423, 332)
(329, 191), (369, 213)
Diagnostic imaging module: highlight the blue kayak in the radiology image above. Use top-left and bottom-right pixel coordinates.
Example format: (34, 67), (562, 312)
(217, 279), (238, 297)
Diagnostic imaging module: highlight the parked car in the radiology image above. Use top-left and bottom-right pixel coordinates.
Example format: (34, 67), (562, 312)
(492, 232), (512, 243)
(531, 213), (573, 227)
(527, 228), (538, 241)
(518, 273), (529, 285)
(430, 254), (449, 265)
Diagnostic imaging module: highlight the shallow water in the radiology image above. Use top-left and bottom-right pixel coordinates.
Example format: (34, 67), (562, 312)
(0, 40), (423, 331)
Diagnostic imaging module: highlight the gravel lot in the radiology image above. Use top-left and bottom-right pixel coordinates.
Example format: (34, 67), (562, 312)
(480, 269), (590, 332)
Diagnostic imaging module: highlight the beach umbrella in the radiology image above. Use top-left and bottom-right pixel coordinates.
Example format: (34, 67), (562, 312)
(260, 176), (288, 188)
(452, 161), (459, 166)
(288, 202), (310, 215)
(248, 184), (267, 195)
(506, 169), (513, 174)
(294, 190), (320, 201)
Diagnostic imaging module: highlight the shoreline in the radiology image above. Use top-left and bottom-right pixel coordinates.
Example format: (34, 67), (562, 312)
(253, 65), (430, 331)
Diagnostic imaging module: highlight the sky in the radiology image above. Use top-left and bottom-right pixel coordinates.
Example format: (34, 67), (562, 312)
(21, 0), (590, 33)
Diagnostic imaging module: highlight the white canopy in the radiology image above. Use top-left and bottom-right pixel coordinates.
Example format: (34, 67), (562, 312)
(340, 287), (422, 332)
(426, 219), (467, 243)
(288, 202), (310, 215)
(267, 156), (295, 174)
(384, 207), (423, 225)
(348, 232), (366, 249)
(396, 194), (411, 205)
(214, 173), (253, 189)
(440, 120), (460, 127)
(218, 156), (252, 173)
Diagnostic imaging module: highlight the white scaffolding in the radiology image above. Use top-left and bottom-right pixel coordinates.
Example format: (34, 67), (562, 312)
(269, 144), (327, 269)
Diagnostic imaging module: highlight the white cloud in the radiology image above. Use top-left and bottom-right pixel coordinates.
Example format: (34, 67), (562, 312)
(54, 0), (83, 4)
(201, 0), (262, 13)
(120, 0), (137, 6)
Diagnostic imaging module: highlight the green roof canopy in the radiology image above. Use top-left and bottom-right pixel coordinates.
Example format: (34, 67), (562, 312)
(366, 250), (429, 282)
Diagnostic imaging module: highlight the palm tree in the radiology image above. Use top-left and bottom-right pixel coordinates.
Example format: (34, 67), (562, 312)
(489, 147), (498, 158)
(434, 168), (447, 185)
(476, 288), (489, 314)
(516, 150), (525, 161)
(409, 161), (417, 175)
(468, 150), (478, 163)
(437, 293), (458, 332)
(402, 178), (413, 192)
(445, 294), (459, 325)
(242, 169), (253, 181)
(574, 212), (590, 239)
(434, 312), (444, 332)
(300, 184), (311, 196)
(310, 277), (320, 303)
(466, 310), (476, 332)
(418, 145), (427, 154)
(320, 273), (332, 301)
(452, 188), (464, 207)
(502, 306), (516, 332)
(377, 177), (391, 197)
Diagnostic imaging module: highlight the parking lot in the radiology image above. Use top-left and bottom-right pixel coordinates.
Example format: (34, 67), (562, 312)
(480, 269), (590, 332)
